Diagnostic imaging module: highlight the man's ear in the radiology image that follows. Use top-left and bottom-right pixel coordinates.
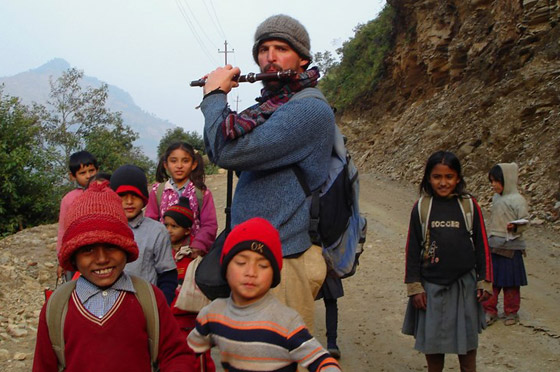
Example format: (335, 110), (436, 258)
(299, 59), (310, 69)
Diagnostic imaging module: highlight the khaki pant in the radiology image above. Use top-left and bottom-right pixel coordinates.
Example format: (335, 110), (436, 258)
(271, 245), (326, 335)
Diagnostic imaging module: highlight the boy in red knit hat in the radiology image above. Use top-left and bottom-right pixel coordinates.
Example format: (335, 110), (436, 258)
(33, 182), (195, 372)
(187, 217), (341, 372)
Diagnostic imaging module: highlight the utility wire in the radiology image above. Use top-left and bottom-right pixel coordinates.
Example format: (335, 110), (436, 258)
(175, 0), (218, 65)
(206, 0), (227, 40)
(181, 0), (219, 50)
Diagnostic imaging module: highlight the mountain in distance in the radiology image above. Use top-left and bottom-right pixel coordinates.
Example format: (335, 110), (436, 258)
(0, 58), (176, 159)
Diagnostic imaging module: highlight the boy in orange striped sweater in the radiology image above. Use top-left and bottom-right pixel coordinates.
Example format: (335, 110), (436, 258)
(187, 218), (341, 371)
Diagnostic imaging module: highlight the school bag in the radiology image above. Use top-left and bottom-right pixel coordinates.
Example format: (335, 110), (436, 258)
(45, 275), (160, 372)
(291, 88), (368, 278)
(418, 195), (474, 247)
(155, 181), (204, 214)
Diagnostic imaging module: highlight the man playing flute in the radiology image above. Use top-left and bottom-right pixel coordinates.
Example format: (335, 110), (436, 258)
(199, 14), (335, 334)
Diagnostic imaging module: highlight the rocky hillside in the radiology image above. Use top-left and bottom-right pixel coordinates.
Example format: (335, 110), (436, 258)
(340, 0), (560, 225)
(0, 225), (57, 369)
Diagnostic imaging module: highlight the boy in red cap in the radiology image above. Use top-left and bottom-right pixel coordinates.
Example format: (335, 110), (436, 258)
(187, 217), (341, 372)
(33, 181), (194, 372)
(110, 164), (177, 304)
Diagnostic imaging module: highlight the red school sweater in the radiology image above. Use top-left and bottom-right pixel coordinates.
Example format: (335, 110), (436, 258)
(33, 286), (195, 372)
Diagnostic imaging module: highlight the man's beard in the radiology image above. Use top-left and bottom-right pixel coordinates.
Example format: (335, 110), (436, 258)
(261, 63), (287, 92)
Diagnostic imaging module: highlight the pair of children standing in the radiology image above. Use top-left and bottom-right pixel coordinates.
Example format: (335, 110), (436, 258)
(403, 152), (529, 371)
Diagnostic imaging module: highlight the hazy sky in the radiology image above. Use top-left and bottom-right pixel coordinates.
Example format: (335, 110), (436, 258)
(0, 0), (386, 134)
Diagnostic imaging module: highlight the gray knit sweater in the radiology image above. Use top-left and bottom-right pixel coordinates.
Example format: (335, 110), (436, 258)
(201, 91), (335, 256)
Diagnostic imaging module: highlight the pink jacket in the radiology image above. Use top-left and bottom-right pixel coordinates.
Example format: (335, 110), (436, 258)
(56, 189), (83, 254)
(145, 181), (217, 253)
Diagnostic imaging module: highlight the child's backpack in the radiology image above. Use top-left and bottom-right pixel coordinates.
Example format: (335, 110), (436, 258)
(45, 275), (160, 372)
(418, 195), (474, 247)
(156, 182), (204, 215)
(291, 88), (368, 278)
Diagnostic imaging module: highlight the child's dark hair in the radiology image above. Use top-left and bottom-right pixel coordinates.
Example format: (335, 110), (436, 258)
(68, 151), (98, 176)
(155, 142), (206, 190)
(86, 172), (112, 189)
(488, 164), (504, 186)
(419, 151), (467, 196)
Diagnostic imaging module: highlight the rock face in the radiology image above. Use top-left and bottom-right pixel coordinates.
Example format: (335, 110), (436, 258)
(342, 0), (560, 223)
(0, 225), (58, 371)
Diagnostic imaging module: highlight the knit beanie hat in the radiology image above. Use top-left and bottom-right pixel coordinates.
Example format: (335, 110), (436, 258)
(59, 181), (139, 271)
(220, 217), (283, 288)
(163, 196), (194, 228)
(252, 14), (312, 64)
(109, 164), (149, 204)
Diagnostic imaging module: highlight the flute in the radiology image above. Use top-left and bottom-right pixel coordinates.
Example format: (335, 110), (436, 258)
(190, 70), (297, 87)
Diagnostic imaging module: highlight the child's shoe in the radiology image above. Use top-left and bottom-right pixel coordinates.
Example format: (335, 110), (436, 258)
(504, 313), (519, 326)
(485, 312), (498, 326)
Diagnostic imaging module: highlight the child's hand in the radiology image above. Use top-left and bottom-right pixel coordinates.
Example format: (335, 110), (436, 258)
(412, 292), (427, 310)
(507, 223), (515, 231)
(477, 289), (491, 302)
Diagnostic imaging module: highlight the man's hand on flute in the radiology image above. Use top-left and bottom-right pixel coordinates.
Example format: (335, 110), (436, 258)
(203, 64), (241, 95)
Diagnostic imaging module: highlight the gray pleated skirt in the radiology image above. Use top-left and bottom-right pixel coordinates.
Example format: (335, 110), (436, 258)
(402, 270), (486, 355)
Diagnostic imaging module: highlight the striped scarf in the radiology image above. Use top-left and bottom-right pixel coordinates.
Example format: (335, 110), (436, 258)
(222, 67), (320, 139)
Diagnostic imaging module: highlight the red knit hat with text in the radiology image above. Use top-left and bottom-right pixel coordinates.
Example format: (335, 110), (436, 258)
(220, 217), (283, 288)
(58, 181), (139, 271)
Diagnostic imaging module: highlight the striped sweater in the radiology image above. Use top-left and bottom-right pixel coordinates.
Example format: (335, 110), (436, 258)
(188, 293), (341, 372)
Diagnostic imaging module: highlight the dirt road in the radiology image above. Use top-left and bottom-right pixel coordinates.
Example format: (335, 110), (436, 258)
(207, 171), (560, 371)
(2, 171), (559, 371)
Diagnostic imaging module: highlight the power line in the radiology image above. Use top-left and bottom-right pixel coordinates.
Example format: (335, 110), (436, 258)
(174, 0), (218, 65)
(209, 0), (227, 40)
(181, 0), (219, 50)
(201, 0), (226, 41)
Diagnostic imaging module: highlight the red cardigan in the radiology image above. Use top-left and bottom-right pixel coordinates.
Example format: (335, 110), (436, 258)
(33, 285), (195, 372)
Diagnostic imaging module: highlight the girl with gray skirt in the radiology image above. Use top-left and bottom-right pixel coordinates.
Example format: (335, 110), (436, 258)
(402, 151), (493, 372)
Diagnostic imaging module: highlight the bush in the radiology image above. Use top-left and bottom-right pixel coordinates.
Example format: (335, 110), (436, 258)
(319, 4), (396, 110)
(0, 91), (60, 235)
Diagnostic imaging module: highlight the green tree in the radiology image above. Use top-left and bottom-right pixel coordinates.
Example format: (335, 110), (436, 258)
(156, 127), (205, 159)
(84, 118), (155, 176)
(0, 90), (60, 235)
(39, 68), (153, 178)
(313, 50), (338, 76)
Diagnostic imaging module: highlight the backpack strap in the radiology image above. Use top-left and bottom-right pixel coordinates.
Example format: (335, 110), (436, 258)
(290, 87), (334, 245)
(46, 280), (77, 372)
(418, 195), (433, 247)
(195, 187), (204, 214)
(130, 275), (160, 372)
(458, 195), (474, 235)
(156, 182), (166, 210)
(292, 166), (321, 245)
